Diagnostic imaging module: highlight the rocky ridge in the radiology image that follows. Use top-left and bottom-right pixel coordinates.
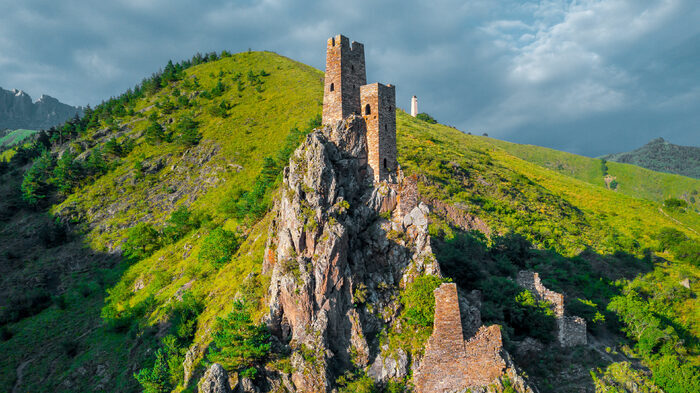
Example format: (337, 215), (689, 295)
(237, 115), (534, 392)
(0, 87), (82, 131)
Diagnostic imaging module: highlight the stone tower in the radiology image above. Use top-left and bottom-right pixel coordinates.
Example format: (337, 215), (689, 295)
(322, 34), (397, 183)
(361, 83), (397, 182)
(322, 35), (367, 125)
(411, 95), (418, 117)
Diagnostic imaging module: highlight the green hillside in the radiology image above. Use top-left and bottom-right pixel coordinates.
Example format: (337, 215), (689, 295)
(487, 137), (700, 209)
(601, 138), (700, 179)
(0, 50), (697, 393)
(0, 129), (37, 147)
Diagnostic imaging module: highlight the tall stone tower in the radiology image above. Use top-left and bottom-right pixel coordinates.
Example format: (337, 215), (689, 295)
(411, 95), (418, 117)
(322, 34), (396, 183)
(361, 83), (397, 182)
(322, 35), (367, 125)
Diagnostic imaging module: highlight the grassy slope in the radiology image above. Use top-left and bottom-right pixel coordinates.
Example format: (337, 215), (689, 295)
(487, 138), (700, 208)
(0, 129), (37, 147)
(0, 51), (322, 392)
(1, 50), (697, 393)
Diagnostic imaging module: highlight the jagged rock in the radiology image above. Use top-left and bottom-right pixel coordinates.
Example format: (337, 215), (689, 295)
(198, 363), (231, 393)
(264, 118), (439, 392)
(0, 87), (82, 130)
(367, 345), (408, 384)
(183, 343), (199, 386)
(235, 377), (259, 393)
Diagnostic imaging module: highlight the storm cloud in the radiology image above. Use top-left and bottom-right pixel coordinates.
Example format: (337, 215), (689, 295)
(1, 0), (698, 156)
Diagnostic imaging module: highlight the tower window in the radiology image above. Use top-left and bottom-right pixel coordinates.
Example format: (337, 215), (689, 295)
(383, 158), (387, 169)
(365, 104), (371, 115)
(351, 65), (355, 72)
(384, 125), (387, 131)
(330, 83), (334, 92)
(332, 37), (335, 46)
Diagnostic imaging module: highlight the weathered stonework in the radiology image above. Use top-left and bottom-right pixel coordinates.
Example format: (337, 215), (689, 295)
(322, 35), (366, 125)
(322, 34), (396, 183)
(516, 271), (587, 347)
(414, 283), (508, 392)
(361, 83), (397, 182)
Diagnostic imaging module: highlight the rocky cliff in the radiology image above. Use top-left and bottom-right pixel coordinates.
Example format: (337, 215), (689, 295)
(253, 115), (533, 392)
(0, 87), (82, 130)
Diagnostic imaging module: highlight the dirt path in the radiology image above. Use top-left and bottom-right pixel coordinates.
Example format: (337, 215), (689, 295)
(13, 359), (33, 393)
(658, 207), (699, 236)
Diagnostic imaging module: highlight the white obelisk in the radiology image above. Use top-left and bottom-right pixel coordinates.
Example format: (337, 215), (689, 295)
(411, 95), (418, 117)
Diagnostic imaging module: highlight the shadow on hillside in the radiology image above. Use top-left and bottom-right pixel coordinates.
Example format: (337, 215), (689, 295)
(0, 172), (153, 392)
(430, 226), (655, 393)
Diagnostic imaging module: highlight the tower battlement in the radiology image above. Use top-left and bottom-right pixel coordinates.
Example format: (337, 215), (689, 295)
(322, 35), (397, 182)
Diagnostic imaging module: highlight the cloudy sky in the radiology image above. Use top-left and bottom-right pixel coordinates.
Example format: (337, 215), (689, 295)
(1, 0), (698, 156)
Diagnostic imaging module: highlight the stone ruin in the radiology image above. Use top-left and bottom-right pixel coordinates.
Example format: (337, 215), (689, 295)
(322, 34), (397, 183)
(414, 283), (508, 392)
(516, 271), (587, 347)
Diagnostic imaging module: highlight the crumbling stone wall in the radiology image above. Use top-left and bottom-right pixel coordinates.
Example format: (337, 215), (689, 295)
(414, 283), (507, 392)
(516, 271), (587, 347)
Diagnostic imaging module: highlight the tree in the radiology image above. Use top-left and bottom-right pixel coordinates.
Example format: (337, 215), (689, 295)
(145, 115), (166, 144)
(53, 152), (81, 194)
(198, 228), (239, 268)
(416, 112), (437, 124)
(207, 300), (270, 378)
(21, 150), (54, 206)
(123, 222), (161, 260)
(174, 115), (201, 146)
(134, 349), (173, 393)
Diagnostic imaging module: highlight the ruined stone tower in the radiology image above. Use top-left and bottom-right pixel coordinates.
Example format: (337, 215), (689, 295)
(411, 95), (418, 117)
(322, 35), (366, 124)
(322, 34), (397, 182)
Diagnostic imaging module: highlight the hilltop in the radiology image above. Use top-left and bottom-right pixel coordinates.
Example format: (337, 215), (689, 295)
(0, 50), (697, 393)
(600, 137), (700, 179)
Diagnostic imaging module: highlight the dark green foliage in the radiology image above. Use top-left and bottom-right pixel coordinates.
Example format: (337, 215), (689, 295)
(123, 222), (162, 261)
(134, 349), (173, 393)
(0, 287), (52, 325)
(21, 149), (54, 205)
(61, 339), (79, 357)
(415, 112), (437, 124)
(656, 227), (699, 265)
(400, 275), (449, 328)
(601, 159), (609, 176)
(52, 152), (82, 194)
(145, 114), (167, 144)
(336, 370), (378, 393)
(198, 228), (239, 268)
(161, 206), (200, 243)
(173, 115), (201, 146)
(599, 137), (700, 179)
(207, 300), (270, 377)
(663, 198), (688, 210)
(38, 218), (69, 247)
(208, 100), (231, 118)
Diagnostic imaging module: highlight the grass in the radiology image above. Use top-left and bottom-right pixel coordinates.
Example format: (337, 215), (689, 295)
(0, 129), (37, 147)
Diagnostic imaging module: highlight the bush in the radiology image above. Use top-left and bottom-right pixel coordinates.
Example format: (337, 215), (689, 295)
(173, 115), (201, 146)
(663, 198), (688, 210)
(198, 228), (239, 268)
(134, 348), (173, 393)
(400, 275), (448, 328)
(207, 300), (270, 377)
(123, 222), (161, 261)
(416, 113), (437, 124)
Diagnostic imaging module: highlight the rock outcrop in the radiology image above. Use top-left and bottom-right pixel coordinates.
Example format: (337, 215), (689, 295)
(517, 271), (587, 347)
(0, 87), (82, 131)
(198, 363), (232, 393)
(263, 116), (439, 391)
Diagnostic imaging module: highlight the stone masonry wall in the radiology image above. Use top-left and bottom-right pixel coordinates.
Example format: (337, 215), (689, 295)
(361, 83), (397, 182)
(322, 35), (366, 125)
(414, 283), (507, 392)
(517, 271), (587, 347)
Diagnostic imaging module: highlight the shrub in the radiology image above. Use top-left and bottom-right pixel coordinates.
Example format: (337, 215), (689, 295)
(400, 275), (448, 328)
(207, 300), (270, 377)
(198, 228), (239, 268)
(134, 348), (173, 393)
(663, 198), (688, 210)
(416, 112), (437, 124)
(173, 115), (201, 146)
(123, 222), (161, 261)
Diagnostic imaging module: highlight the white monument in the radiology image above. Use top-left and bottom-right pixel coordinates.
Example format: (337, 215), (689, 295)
(411, 95), (418, 117)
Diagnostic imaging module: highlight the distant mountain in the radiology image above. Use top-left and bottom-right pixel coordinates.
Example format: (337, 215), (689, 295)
(0, 87), (82, 131)
(600, 137), (700, 179)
